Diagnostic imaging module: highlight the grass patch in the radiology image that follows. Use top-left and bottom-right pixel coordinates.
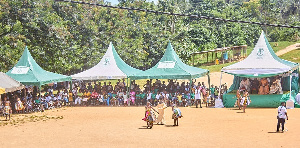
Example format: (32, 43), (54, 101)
(199, 62), (238, 73)
(0, 114), (64, 127)
(269, 41), (299, 53)
(194, 41), (298, 72)
(279, 48), (300, 63)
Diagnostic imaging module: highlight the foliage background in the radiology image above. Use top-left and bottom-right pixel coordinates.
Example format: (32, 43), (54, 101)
(0, 0), (299, 75)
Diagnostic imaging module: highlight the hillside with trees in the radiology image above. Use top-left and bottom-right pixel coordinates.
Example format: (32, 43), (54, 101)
(0, 0), (299, 75)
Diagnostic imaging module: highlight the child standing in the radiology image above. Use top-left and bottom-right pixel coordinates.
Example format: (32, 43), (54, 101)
(130, 89), (136, 106)
(135, 91), (140, 106)
(3, 101), (12, 120)
(172, 105), (182, 126)
(123, 90), (128, 107)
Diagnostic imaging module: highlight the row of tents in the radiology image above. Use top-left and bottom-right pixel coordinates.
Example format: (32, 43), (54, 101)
(1, 31), (299, 108)
(2, 41), (210, 94)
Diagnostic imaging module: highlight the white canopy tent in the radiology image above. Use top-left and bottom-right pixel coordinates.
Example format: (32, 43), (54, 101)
(0, 72), (24, 94)
(220, 31), (299, 105)
(222, 31), (298, 77)
(72, 42), (143, 80)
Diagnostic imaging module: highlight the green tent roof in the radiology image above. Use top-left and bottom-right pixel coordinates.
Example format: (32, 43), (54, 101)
(6, 46), (71, 87)
(130, 42), (209, 80)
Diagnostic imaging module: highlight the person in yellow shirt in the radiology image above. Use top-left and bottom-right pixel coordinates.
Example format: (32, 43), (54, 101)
(177, 92), (182, 106)
(68, 90), (73, 106)
(83, 90), (91, 106)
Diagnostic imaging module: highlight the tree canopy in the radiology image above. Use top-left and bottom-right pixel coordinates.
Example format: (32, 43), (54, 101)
(0, 0), (299, 75)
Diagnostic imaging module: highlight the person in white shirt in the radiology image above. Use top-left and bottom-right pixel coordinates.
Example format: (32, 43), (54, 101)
(155, 92), (161, 102)
(146, 91), (152, 102)
(123, 91), (128, 107)
(195, 86), (202, 108)
(277, 102), (288, 132)
(296, 91), (300, 105)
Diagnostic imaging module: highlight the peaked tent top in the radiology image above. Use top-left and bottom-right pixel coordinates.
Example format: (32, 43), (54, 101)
(130, 42), (209, 80)
(6, 46), (71, 86)
(222, 31), (299, 77)
(71, 42), (143, 80)
(0, 72), (24, 93)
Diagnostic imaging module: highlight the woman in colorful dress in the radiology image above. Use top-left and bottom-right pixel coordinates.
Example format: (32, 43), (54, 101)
(240, 90), (251, 113)
(142, 102), (157, 128)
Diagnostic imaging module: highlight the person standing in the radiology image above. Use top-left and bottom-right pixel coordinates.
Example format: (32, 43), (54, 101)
(277, 102), (288, 132)
(195, 86), (202, 108)
(296, 91), (300, 105)
(156, 98), (167, 125)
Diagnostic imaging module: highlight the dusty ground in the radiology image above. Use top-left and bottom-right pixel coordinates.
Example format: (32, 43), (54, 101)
(196, 72), (233, 87)
(1, 106), (299, 148)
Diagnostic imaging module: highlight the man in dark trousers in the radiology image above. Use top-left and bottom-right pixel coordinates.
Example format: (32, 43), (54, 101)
(277, 102), (288, 132)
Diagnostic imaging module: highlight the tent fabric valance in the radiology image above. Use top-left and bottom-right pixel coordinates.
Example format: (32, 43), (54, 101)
(222, 31), (299, 78)
(0, 87), (5, 95)
(6, 46), (71, 87)
(129, 42), (209, 80)
(71, 42), (143, 80)
(0, 72), (24, 93)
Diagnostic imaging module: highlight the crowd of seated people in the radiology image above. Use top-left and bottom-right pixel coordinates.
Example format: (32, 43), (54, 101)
(0, 79), (229, 120)
(71, 79), (226, 107)
(240, 76), (284, 95)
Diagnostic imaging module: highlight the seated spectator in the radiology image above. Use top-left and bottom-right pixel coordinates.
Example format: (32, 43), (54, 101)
(15, 98), (25, 113)
(69, 90), (74, 106)
(62, 89), (69, 106)
(91, 89), (99, 105)
(250, 78), (259, 94)
(75, 89), (83, 106)
(82, 89), (91, 106)
(258, 78), (270, 95)
(269, 77), (283, 94)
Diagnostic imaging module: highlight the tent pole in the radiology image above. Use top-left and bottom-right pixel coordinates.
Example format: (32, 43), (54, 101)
(207, 72), (211, 89)
(189, 79), (192, 106)
(129, 78), (132, 106)
(39, 85), (41, 97)
(290, 74), (292, 100)
(126, 78), (129, 94)
(219, 72), (223, 98)
(24, 87), (27, 100)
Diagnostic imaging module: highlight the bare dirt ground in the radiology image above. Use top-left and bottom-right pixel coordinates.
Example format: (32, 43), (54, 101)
(196, 72), (233, 87)
(1, 107), (299, 148)
(1, 44), (300, 148)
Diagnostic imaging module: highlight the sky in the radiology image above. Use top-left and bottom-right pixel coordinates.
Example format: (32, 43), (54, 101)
(105, 0), (158, 5)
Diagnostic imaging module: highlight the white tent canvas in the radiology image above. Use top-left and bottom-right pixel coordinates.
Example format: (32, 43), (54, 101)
(0, 72), (24, 93)
(72, 42), (142, 80)
(222, 31), (298, 77)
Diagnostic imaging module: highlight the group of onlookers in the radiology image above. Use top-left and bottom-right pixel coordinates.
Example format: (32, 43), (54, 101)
(0, 79), (228, 121)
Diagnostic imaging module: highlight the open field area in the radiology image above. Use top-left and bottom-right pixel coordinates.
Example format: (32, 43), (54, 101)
(279, 48), (300, 64)
(1, 107), (300, 148)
